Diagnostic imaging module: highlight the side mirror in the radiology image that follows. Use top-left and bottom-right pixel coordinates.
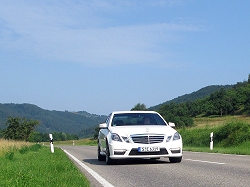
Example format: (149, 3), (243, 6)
(168, 122), (175, 128)
(99, 123), (108, 129)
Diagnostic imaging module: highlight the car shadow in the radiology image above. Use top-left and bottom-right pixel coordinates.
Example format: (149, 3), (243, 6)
(83, 158), (172, 165)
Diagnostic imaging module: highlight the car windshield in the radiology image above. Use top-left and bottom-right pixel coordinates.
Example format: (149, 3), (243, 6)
(111, 113), (166, 126)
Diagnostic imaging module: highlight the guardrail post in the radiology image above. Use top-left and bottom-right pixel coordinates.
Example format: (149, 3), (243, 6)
(49, 134), (54, 153)
(210, 132), (213, 150)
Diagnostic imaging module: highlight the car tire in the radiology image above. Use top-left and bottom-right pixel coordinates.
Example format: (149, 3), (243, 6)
(106, 141), (116, 165)
(169, 156), (182, 163)
(98, 144), (105, 161)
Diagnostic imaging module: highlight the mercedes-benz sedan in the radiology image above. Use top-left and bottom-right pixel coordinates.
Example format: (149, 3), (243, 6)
(98, 111), (182, 165)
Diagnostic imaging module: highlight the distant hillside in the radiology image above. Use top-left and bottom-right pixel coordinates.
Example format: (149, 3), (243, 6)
(149, 85), (233, 111)
(0, 103), (106, 138)
(0, 85), (235, 138)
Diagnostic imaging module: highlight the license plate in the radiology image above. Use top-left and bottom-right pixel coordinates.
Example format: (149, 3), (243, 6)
(138, 147), (160, 152)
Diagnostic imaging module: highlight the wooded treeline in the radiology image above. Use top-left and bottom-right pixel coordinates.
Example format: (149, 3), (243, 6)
(0, 103), (106, 138)
(150, 85), (233, 111)
(156, 75), (250, 128)
(1, 117), (40, 141)
(0, 116), (79, 142)
(1, 75), (250, 141)
(30, 131), (79, 142)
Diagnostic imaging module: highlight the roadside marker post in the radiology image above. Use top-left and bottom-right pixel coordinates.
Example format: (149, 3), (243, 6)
(49, 134), (54, 153)
(210, 132), (213, 150)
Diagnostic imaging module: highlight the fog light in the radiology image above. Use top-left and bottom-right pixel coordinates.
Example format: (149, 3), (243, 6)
(170, 148), (181, 154)
(114, 149), (126, 155)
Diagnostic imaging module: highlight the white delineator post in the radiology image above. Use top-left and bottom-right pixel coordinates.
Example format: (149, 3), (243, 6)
(210, 132), (213, 150)
(49, 134), (54, 153)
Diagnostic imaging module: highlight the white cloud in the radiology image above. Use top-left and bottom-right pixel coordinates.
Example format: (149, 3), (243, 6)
(0, 0), (203, 67)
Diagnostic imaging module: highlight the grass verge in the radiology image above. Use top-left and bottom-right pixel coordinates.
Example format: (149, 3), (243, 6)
(0, 143), (90, 187)
(183, 142), (250, 155)
(41, 138), (97, 146)
(180, 117), (250, 155)
(55, 138), (97, 146)
(0, 139), (32, 157)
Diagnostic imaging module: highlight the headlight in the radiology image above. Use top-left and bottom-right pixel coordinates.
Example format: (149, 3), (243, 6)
(111, 133), (122, 142)
(173, 132), (181, 141)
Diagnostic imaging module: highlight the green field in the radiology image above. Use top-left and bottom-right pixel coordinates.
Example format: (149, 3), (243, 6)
(52, 138), (98, 146)
(0, 143), (90, 187)
(180, 115), (250, 155)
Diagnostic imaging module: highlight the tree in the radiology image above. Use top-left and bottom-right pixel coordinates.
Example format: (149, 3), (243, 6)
(131, 103), (148, 111)
(22, 119), (41, 141)
(208, 88), (233, 116)
(3, 117), (20, 140)
(2, 117), (40, 141)
(157, 103), (194, 128)
(93, 126), (99, 139)
(244, 90), (250, 113)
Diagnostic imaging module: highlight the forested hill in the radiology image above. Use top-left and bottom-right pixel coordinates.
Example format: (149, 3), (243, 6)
(0, 103), (106, 138)
(149, 85), (233, 111)
(0, 85), (237, 137)
(154, 75), (250, 128)
(1, 77), (249, 137)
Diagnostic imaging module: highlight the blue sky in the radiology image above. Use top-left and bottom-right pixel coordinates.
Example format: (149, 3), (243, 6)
(0, 0), (250, 115)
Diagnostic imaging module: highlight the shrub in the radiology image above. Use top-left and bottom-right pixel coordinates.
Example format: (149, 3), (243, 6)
(180, 122), (250, 148)
(19, 145), (29, 154)
(29, 143), (42, 151)
(214, 122), (250, 146)
(179, 127), (213, 147)
(5, 151), (14, 160)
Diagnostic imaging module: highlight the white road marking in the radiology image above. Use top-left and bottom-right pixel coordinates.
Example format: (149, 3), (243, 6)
(236, 154), (247, 157)
(185, 159), (226, 165)
(63, 149), (114, 187)
(185, 151), (248, 157)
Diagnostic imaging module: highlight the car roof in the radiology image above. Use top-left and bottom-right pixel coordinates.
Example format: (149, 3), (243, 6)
(111, 111), (158, 114)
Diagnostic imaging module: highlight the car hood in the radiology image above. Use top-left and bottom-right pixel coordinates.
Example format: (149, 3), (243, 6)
(109, 125), (176, 136)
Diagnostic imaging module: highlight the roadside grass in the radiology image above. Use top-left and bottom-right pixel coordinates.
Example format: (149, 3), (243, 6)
(0, 139), (32, 157)
(0, 141), (90, 187)
(55, 138), (97, 146)
(183, 141), (250, 155)
(180, 115), (250, 155)
(41, 138), (97, 146)
(194, 115), (250, 127)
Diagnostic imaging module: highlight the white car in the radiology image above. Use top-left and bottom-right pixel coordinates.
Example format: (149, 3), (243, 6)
(98, 111), (182, 165)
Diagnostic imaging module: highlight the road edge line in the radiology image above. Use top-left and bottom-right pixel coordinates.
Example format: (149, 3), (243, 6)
(62, 149), (114, 187)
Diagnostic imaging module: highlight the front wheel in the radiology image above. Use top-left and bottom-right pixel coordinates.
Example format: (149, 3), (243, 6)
(169, 156), (182, 163)
(106, 142), (116, 165)
(98, 144), (105, 161)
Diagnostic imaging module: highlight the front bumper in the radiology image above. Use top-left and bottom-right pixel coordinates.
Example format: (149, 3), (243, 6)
(108, 141), (182, 159)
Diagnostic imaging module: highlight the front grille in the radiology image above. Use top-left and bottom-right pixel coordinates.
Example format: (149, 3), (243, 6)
(129, 148), (168, 155)
(131, 134), (164, 144)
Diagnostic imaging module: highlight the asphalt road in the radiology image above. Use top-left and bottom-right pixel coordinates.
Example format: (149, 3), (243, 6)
(58, 146), (250, 187)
